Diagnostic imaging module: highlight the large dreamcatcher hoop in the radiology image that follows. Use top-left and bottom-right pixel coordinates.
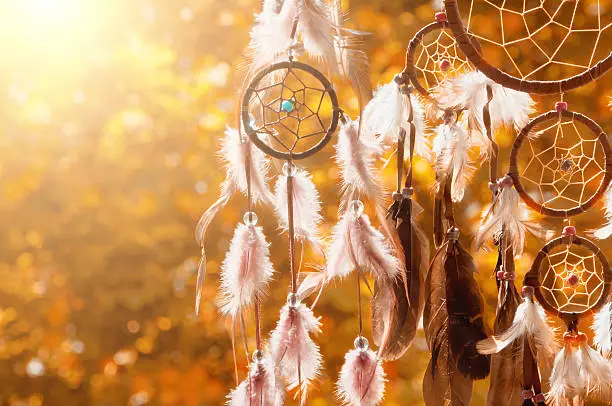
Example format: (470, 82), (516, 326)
(525, 231), (611, 319)
(443, 0), (612, 93)
(241, 60), (341, 160)
(508, 107), (612, 217)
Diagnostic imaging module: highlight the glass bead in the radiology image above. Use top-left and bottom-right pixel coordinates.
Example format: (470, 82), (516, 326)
(252, 349), (264, 363)
(353, 336), (369, 351)
(287, 293), (300, 308)
(243, 211), (258, 226)
(282, 162), (295, 177)
(349, 200), (364, 218)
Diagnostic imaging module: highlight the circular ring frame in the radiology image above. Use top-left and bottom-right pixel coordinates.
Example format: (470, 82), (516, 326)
(508, 110), (612, 218)
(241, 60), (340, 160)
(443, 0), (612, 94)
(524, 235), (611, 318)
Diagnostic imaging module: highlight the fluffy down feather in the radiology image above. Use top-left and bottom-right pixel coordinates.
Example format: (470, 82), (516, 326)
(227, 355), (285, 406)
(477, 295), (557, 362)
(218, 223), (275, 318)
(269, 302), (322, 396)
(336, 347), (386, 406)
(326, 210), (400, 281)
(274, 168), (324, 255)
(432, 120), (474, 203)
(335, 119), (383, 203)
(593, 301), (611, 356)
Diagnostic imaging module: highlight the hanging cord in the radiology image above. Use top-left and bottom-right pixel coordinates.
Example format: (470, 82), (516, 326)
(286, 160), (298, 294)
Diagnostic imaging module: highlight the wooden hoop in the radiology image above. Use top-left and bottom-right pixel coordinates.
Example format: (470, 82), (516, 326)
(524, 235), (611, 319)
(443, 0), (612, 94)
(508, 110), (612, 218)
(241, 61), (341, 160)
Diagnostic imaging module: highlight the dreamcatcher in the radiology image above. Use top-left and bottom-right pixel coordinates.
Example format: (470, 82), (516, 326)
(476, 104), (612, 406)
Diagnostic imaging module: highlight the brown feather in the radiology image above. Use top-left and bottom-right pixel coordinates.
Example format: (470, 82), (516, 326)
(372, 215), (429, 360)
(487, 280), (523, 406)
(445, 240), (491, 379)
(433, 196), (444, 247)
(423, 243), (474, 405)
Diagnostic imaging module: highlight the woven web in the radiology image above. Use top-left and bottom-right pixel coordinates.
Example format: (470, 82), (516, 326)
(516, 117), (605, 213)
(538, 242), (605, 313)
(412, 27), (472, 93)
(456, 0), (610, 81)
(247, 66), (333, 156)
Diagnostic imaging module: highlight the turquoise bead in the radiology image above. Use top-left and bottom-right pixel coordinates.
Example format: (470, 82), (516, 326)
(281, 100), (294, 113)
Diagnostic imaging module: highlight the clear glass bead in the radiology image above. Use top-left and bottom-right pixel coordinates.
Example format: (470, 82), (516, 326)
(243, 211), (258, 226)
(354, 336), (369, 351)
(282, 162), (295, 177)
(287, 293), (300, 308)
(349, 200), (364, 218)
(252, 349), (264, 363)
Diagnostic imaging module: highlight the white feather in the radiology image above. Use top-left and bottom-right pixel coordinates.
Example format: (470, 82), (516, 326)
(218, 223), (275, 317)
(227, 355), (285, 406)
(269, 302), (322, 397)
(578, 342), (612, 395)
(593, 302), (612, 356)
(299, 0), (338, 72)
(547, 347), (584, 406)
(477, 295), (558, 362)
(362, 80), (404, 143)
(432, 119), (474, 203)
(274, 168), (324, 255)
(593, 187), (612, 239)
(326, 210), (400, 281)
(336, 348), (386, 406)
(335, 118), (383, 203)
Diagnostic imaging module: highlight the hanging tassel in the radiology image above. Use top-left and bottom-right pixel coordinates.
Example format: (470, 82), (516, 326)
(477, 287), (557, 362)
(422, 231), (475, 405)
(373, 197), (430, 361)
(547, 331), (612, 406)
(326, 201), (400, 282)
(592, 301), (611, 357)
(336, 336), (386, 406)
(269, 296), (322, 401)
(434, 71), (534, 154)
(194, 127), (273, 315)
(227, 353), (285, 406)
(273, 166), (324, 255)
(335, 118), (384, 204)
(432, 117), (475, 203)
(217, 220), (275, 318)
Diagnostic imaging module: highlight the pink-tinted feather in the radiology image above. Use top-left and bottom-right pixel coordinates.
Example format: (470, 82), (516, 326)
(336, 348), (386, 405)
(227, 355), (285, 406)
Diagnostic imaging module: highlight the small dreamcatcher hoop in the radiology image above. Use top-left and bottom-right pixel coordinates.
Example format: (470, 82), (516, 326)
(508, 107), (612, 217)
(241, 60), (341, 160)
(443, 0), (612, 93)
(524, 231), (611, 320)
(400, 14), (472, 97)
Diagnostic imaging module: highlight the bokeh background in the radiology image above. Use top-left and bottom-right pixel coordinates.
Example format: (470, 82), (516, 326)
(0, 0), (610, 405)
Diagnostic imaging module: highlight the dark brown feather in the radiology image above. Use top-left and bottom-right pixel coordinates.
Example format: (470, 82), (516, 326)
(433, 197), (444, 247)
(422, 243), (474, 405)
(487, 280), (523, 406)
(445, 240), (491, 380)
(372, 216), (429, 360)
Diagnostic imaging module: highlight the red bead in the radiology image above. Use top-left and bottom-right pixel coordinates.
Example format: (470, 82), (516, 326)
(576, 332), (588, 344)
(503, 271), (516, 281)
(562, 225), (576, 236)
(521, 286), (534, 298)
(521, 389), (534, 400)
(496, 270), (505, 280)
(533, 394), (546, 403)
(439, 59), (451, 71)
(497, 175), (513, 188)
(563, 331), (575, 344)
(565, 273), (579, 287)
(555, 101), (568, 112)
(435, 12), (448, 23)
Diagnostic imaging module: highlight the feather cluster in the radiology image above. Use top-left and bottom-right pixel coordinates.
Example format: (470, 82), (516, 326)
(227, 355), (285, 406)
(218, 222), (275, 318)
(269, 301), (322, 398)
(326, 209), (400, 281)
(274, 167), (324, 255)
(547, 339), (612, 406)
(194, 127), (272, 314)
(335, 119), (383, 204)
(477, 294), (557, 362)
(362, 79), (430, 160)
(432, 119), (475, 203)
(592, 301), (611, 356)
(434, 71), (534, 155)
(336, 346), (386, 406)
